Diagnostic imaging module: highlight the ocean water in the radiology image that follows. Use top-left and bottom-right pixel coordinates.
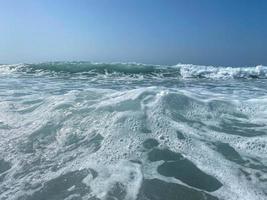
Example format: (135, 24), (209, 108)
(0, 62), (267, 200)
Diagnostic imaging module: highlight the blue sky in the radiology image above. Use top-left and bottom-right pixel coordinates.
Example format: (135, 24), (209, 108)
(0, 0), (267, 66)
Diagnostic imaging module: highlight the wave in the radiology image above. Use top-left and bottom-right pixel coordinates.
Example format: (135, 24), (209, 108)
(1, 61), (267, 79)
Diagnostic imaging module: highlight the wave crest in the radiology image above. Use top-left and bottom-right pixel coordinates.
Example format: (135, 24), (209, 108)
(179, 64), (267, 79)
(1, 61), (267, 79)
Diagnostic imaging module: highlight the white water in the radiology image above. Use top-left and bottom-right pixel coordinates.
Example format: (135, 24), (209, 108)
(0, 62), (267, 200)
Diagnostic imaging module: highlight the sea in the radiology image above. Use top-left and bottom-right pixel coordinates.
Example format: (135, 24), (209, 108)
(0, 62), (267, 200)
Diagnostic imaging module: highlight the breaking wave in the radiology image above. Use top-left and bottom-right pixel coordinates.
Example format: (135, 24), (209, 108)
(1, 61), (267, 79)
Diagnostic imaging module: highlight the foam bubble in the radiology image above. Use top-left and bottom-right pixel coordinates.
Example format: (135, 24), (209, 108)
(83, 161), (143, 200)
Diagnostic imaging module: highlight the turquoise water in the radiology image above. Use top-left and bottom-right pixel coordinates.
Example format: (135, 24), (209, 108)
(0, 62), (267, 200)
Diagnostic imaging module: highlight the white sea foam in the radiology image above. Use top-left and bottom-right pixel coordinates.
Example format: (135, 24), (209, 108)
(0, 63), (267, 200)
(178, 63), (267, 79)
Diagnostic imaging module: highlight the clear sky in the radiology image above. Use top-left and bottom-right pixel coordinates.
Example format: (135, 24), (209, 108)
(0, 0), (267, 66)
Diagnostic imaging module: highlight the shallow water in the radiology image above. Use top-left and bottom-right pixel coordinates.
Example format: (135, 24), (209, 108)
(0, 62), (267, 200)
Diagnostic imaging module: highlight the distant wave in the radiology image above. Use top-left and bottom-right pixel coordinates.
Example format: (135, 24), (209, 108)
(1, 61), (267, 79)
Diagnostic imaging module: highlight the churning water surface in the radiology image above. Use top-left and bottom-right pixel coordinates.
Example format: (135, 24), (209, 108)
(0, 62), (267, 200)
